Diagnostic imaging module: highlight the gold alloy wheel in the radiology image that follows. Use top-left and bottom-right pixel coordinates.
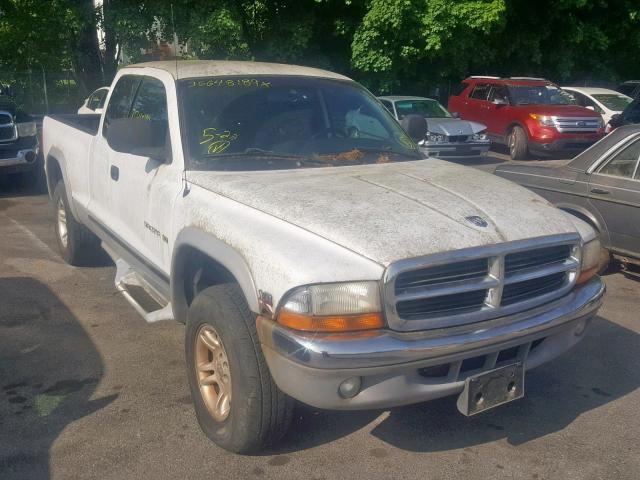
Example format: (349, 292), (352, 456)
(195, 325), (232, 422)
(57, 198), (68, 249)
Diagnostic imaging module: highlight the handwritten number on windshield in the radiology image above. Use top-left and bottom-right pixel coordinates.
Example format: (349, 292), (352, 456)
(188, 78), (271, 89)
(200, 128), (239, 154)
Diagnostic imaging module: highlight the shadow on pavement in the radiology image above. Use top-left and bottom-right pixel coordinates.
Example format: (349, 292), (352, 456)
(0, 277), (116, 480)
(369, 316), (639, 451)
(267, 315), (638, 454)
(0, 172), (47, 199)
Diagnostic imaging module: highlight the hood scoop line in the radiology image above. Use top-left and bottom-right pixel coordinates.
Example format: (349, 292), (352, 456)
(355, 174), (506, 240)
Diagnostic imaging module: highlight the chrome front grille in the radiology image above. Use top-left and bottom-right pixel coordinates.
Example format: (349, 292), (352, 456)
(552, 116), (600, 133)
(0, 111), (16, 142)
(384, 234), (581, 331)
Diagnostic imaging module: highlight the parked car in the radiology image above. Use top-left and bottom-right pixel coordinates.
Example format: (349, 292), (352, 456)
(495, 125), (640, 278)
(378, 95), (490, 158)
(78, 87), (109, 115)
(448, 77), (605, 160)
(608, 98), (640, 132)
(616, 80), (640, 100)
(562, 87), (632, 129)
(0, 91), (41, 182)
(43, 61), (605, 453)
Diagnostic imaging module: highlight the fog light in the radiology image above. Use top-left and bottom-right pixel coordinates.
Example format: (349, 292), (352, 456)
(338, 377), (362, 399)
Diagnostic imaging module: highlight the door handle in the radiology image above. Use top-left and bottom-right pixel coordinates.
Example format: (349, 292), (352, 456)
(590, 188), (609, 195)
(110, 165), (119, 181)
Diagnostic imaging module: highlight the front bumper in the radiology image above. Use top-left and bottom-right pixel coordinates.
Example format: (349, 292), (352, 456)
(528, 137), (600, 154)
(420, 140), (490, 159)
(0, 138), (38, 174)
(257, 277), (605, 410)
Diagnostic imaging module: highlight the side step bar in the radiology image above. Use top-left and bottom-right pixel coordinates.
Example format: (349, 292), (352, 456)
(114, 257), (175, 323)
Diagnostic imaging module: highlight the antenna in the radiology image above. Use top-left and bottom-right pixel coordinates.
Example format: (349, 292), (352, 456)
(171, 4), (178, 79)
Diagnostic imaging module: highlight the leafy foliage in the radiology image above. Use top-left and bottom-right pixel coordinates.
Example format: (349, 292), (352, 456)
(0, 0), (639, 108)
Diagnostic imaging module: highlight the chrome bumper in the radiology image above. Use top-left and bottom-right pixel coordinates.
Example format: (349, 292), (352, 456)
(257, 277), (605, 410)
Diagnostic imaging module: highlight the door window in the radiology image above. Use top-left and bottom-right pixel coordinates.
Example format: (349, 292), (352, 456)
(598, 139), (640, 178)
(128, 77), (169, 148)
(103, 75), (141, 137)
(488, 86), (508, 104)
(624, 101), (640, 123)
(470, 84), (490, 100)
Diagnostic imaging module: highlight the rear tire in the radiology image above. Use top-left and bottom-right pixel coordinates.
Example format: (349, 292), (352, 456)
(185, 284), (294, 453)
(508, 126), (529, 160)
(52, 181), (99, 265)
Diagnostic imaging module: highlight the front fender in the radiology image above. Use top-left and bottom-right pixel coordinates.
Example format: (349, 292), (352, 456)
(171, 227), (259, 322)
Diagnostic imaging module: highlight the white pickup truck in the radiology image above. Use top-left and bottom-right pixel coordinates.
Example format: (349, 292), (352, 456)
(43, 61), (605, 453)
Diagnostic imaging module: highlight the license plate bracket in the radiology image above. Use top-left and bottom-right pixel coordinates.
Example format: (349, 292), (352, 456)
(457, 362), (524, 416)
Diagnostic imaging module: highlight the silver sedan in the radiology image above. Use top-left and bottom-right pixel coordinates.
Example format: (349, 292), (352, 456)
(495, 124), (640, 278)
(379, 95), (490, 159)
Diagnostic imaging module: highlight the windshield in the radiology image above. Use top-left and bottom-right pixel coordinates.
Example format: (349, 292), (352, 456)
(592, 94), (633, 112)
(180, 76), (421, 171)
(394, 99), (452, 119)
(508, 85), (574, 106)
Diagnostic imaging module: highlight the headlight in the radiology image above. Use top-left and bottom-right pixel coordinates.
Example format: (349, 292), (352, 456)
(277, 281), (384, 332)
(576, 237), (602, 285)
(426, 132), (446, 143)
(472, 130), (488, 141)
(529, 113), (555, 127)
(17, 121), (37, 138)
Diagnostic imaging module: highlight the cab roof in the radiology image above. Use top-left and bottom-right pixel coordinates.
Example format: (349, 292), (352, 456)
(125, 60), (351, 82)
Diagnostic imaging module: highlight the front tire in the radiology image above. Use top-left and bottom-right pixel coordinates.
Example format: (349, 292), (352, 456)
(185, 284), (294, 453)
(52, 181), (99, 265)
(508, 126), (529, 160)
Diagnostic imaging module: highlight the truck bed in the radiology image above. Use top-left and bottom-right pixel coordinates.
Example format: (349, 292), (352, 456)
(46, 114), (101, 136)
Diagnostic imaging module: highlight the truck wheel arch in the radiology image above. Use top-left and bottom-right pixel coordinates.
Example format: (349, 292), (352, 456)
(46, 150), (81, 221)
(171, 227), (260, 323)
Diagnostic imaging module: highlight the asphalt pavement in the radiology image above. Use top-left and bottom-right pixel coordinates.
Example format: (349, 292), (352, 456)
(1, 153), (639, 480)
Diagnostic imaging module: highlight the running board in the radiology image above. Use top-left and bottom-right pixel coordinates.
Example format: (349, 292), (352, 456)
(114, 257), (175, 323)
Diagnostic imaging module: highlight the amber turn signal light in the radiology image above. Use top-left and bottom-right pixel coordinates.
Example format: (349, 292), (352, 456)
(575, 266), (598, 285)
(277, 311), (385, 332)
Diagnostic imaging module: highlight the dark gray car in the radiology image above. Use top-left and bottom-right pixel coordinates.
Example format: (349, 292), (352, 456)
(495, 125), (640, 277)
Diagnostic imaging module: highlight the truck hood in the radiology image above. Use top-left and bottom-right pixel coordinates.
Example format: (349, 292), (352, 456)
(424, 118), (486, 136)
(187, 160), (578, 266)
(513, 104), (601, 117)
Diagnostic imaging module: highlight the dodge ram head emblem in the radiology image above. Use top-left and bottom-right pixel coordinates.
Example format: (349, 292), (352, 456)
(465, 215), (488, 227)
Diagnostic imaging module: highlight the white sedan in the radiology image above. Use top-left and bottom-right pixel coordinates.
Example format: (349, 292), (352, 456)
(562, 86), (632, 130)
(77, 87), (109, 115)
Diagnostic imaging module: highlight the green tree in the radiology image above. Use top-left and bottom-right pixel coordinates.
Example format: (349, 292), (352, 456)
(351, 0), (506, 92)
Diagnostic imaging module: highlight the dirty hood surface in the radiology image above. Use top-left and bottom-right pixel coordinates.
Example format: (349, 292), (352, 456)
(187, 160), (578, 266)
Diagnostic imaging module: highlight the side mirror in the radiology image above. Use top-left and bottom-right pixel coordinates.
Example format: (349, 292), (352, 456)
(609, 113), (623, 128)
(400, 114), (428, 141)
(106, 117), (170, 161)
(492, 98), (508, 106)
(585, 105), (595, 111)
(451, 111), (460, 118)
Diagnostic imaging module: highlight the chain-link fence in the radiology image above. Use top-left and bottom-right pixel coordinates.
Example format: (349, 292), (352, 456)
(0, 69), (87, 116)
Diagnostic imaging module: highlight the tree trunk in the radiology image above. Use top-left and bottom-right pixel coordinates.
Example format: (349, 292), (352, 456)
(71, 0), (104, 95)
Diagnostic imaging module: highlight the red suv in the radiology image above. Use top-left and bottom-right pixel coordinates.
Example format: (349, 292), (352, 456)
(448, 77), (605, 159)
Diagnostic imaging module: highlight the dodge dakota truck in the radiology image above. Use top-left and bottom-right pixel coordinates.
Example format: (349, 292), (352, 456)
(43, 61), (605, 453)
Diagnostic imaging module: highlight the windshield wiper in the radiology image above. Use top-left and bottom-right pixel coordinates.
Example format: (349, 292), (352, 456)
(203, 147), (304, 159)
